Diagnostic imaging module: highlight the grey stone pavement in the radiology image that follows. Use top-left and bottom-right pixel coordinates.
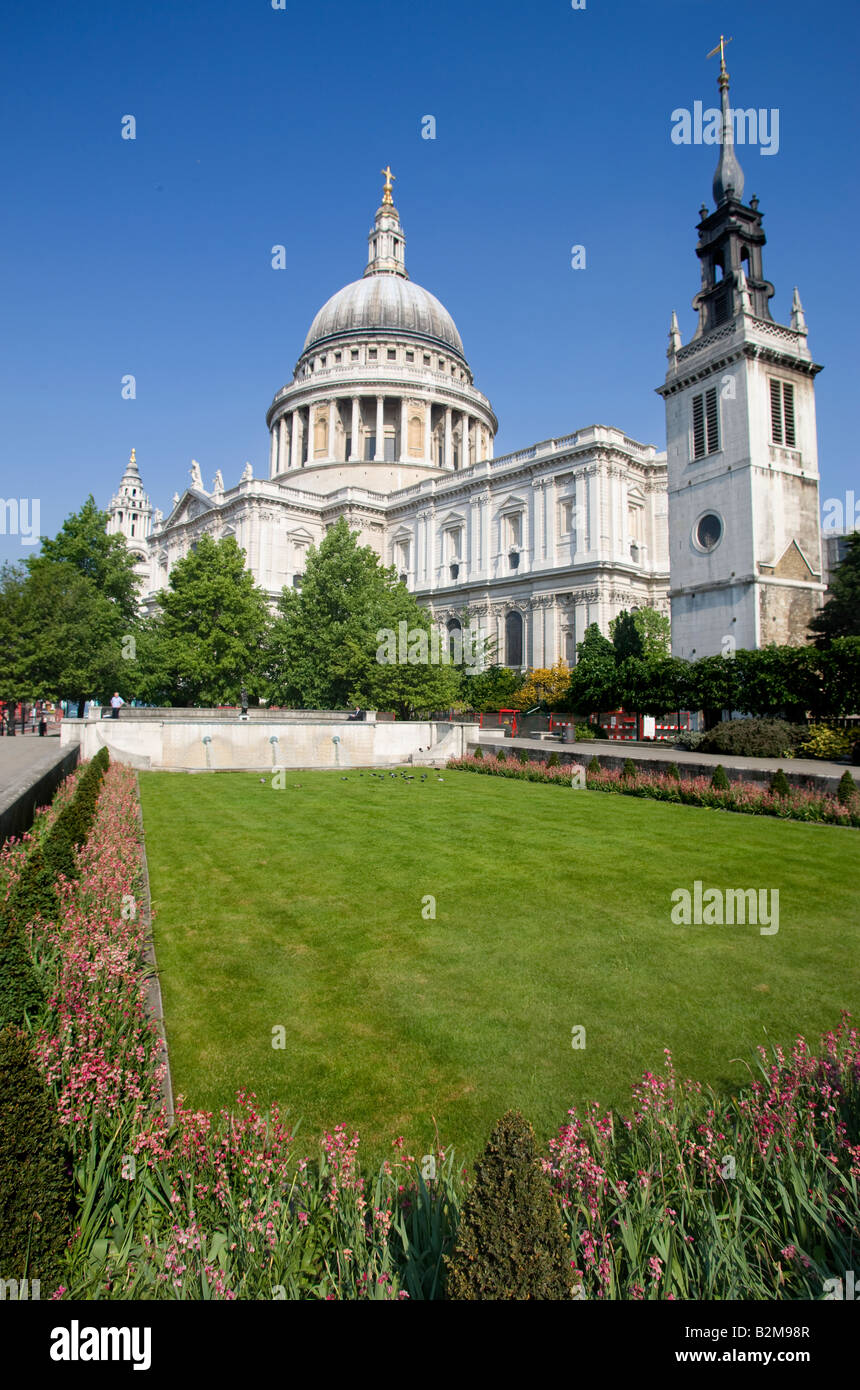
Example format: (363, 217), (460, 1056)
(0, 735), (69, 813)
(475, 729), (859, 786)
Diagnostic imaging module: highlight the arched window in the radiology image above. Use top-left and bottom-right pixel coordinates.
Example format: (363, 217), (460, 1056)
(447, 617), (462, 662)
(505, 610), (524, 667)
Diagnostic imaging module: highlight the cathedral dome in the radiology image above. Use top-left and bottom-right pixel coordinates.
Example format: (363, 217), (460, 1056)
(304, 276), (464, 357)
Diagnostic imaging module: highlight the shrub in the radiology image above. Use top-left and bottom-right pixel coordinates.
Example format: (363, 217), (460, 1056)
(588, 757), (601, 776)
(592, 723), (609, 740)
(666, 762), (681, 781)
(517, 750), (529, 766)
(853, 741), (860, 768)
(837, 770), (858, 807)
(622, 759), (636, 780)
(0, 1026), (72, 1293)
(770, 768), (791, 798)
(496, 748), (507, 763)
(710, 764), (730, 790)
(444, 1111), (574, 1300)
(698, 718), (807, 760)
(574, 724), (594, 741)
(0, 912), (44, 1029)
(547, 752), (560, 768)
(800, 725), (853, 761)
(473, 746), (484, 760)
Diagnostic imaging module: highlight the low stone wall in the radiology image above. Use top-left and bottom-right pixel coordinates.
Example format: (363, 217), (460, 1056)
(0, 744), (80, 845)
(62, 716), (478, 771)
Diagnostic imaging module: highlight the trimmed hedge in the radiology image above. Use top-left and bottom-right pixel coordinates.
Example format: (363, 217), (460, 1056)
(0, 750), (110, 1029)
(0, 1025), (72, 1293)
(445, 1110), (574, 1300)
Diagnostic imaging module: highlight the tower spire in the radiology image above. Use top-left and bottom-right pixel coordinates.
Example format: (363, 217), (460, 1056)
(707, 34), (745, 205)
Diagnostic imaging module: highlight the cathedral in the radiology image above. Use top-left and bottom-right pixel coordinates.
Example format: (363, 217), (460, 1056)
(106, 57), (824, 669)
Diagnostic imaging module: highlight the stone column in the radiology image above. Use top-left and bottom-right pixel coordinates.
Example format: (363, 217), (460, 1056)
(278, 416), (288, 474)
(269, 426), (278, 479)
(375, 396), (384, 462)
(350, 397), (360, 461)
(328, 398), (337, 462)
(444, 407), (453, 470)
(400, 397), (408, 462)
(424, 400), (433, 463)
(462, 411), (470, 468)
(291, 410), (301, 469)
(306, 406), (315, 466)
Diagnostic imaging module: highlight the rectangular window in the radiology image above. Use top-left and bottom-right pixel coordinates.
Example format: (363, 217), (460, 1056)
(771, 379), (795, 447)
(350, 349), (359, 360)
(692, 387), (719, 458)
(405, 350), (414, 362)
(384, 434), (396, 462)
(387, 348), (396, 361)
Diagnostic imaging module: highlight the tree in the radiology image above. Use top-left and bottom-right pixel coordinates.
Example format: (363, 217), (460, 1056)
(34, 495), (140, 622)
(460, 665), (522, 713)
(267, 519), (463, 716)
(157, 535), (272, 705)
(609, 610), (644, 662)
(11, 561), (131, 714)
(563, 624), (617, 712)
(509, 660), (574, 711)
(689, 653), (741, 729)
(810, 532), (860, 642)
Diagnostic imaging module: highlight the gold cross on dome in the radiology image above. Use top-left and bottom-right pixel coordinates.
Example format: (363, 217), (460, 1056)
(707, 34), (733, 72)
(381, 165), (396, 204)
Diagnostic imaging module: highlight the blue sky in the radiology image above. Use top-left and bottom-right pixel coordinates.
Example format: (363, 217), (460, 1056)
(1, 0), (857, 561)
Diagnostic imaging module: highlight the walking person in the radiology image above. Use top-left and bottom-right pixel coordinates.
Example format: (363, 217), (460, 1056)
(110, 692), (125, 720)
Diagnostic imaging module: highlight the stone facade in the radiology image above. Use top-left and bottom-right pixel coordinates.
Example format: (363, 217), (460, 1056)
(107, 97), (823, 668)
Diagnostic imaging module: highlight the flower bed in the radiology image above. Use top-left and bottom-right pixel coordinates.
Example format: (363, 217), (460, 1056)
(3, 759), (857, 1299)
(447, 754), (860, 827)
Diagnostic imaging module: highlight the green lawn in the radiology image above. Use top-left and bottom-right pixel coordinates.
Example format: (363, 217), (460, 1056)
(139, 768), (859, 1162)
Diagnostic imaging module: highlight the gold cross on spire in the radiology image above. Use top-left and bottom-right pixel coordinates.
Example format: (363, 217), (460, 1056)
(707, 34), (733, 75)
(381, 164), (396, 205)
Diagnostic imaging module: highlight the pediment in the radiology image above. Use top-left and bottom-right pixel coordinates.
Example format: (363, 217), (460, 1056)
(771, 539), (818, 581)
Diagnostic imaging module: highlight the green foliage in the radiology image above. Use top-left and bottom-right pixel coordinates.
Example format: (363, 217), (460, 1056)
(473, 745), (484, 760)
(710, 764), (730, 790)
(546, 751), (560, 768)
(799, 725), (853, 761)
(810, 532), (860, 642)
(156, 535), (271, 706)
(0, 1026), (72, 1292)
(770, 768), (791, 798)
(666, 762), (681, 782)
(517, 749), (529, 765)
(610, 609), (644, 661)
(622, 758), (636, 779)
(267, 519), (461, 717)
(837, 771), (858, 807)
(460, 665), (522, 714)
(496, 748), (507, 763)
(35, 496), (140, 620)
(610, 607), (671, 661)
(444, 1111), (573, 1300)
(588, 756), (601, 776)
(697, 718), (807, 760)
(574, 723), (594, 740)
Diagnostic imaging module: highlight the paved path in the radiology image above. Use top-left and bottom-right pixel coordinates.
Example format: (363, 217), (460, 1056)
(476, 730), (859, 784)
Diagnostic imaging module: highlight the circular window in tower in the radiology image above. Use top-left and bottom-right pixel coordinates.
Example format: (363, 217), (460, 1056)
(694, 512), (723, 553)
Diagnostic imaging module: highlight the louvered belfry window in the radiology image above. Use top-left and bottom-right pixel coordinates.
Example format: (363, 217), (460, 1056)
(770, 379), (796, 447)
(692, 386), (719, 459)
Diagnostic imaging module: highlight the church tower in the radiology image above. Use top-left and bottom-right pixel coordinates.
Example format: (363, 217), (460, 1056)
(106, 448), (153, 574)
(658, 44), (825, 660)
